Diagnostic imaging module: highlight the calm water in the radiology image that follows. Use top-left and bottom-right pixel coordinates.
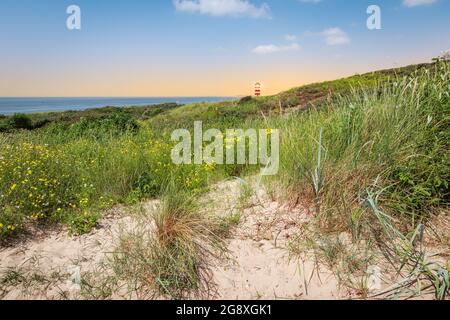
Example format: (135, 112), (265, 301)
(0, 97), (234, 115)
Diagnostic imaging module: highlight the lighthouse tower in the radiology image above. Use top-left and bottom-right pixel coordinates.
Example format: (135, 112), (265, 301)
(254, 82), (261, 97)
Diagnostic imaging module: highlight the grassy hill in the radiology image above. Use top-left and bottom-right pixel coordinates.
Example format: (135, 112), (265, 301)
(0, 62), (435, 131)
(0, 61), (448, 299)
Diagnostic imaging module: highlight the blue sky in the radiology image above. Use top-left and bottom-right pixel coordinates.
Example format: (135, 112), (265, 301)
(0, 0), (449, 96)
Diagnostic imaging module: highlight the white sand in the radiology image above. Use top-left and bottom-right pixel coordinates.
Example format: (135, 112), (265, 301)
(206, 179), (343, 300)
(1, 179), (444, 300)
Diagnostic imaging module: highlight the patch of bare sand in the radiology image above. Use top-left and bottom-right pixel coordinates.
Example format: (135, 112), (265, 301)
(4, 179), (440, 300)
(207, 178), (343, 300)
(0, 202), (158, 300)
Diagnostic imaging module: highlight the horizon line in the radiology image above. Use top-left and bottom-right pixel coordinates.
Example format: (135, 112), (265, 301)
(0, 96), (239, 99)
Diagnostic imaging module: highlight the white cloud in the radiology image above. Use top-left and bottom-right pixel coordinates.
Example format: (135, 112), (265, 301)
(403, 0), (437, 7)
(284, 34), (298, 42)
(173, 0), (271, 18)
(298, 0), (322, 3)
(252, 43), (301, 55)
(321, 28), (350, 46)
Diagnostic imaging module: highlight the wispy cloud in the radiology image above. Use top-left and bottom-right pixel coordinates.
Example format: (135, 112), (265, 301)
(403, 0), (438, 7)
(284, 34), (298, 42)
(173, 0), (271, 18)
(252, 43), (301, 55)
(320, 28), (350, 46)
(300, 0), (438, 7)
(298, 0), (322, 3)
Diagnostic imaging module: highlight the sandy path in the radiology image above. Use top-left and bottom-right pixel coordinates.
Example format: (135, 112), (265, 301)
(0, 206), (139, 300)
(0, 179), (358, 300)
(1, 178), (444, 300)
(207, 179), (342, 300)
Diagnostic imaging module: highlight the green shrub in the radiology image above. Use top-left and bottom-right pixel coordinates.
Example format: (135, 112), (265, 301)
(0, 121), (11, 132)
(8, 113), (33, 130)
(101, 111), (139, 133)
(238, 96), (253, 104)
(74, 112), (138, 135)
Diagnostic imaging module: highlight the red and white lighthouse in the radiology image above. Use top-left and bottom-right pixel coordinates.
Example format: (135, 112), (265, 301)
(254, 82), (261, 97)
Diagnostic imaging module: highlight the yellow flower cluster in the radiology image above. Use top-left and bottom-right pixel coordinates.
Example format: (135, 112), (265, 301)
(0, 142), (94, 236)
(0, 223), (16, 235)
(0, 129), (222, 239)
(0, 144), (60, 214)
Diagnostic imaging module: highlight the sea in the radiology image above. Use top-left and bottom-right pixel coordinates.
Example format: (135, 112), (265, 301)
(0, 97), (235, 115)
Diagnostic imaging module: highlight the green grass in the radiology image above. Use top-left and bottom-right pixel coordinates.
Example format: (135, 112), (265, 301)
(0, 61), (448, 299)
(102, 186), (225, 299)
(270, 62), (449, 221)
(271, 61), (449, 298)
(0, 119), (217, 238)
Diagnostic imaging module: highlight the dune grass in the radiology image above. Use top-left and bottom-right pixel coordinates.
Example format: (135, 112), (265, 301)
(0, 61), (448, 298)
(264, 61), (449, 298)
(269, 62), (449, 223)
(84, 186), (226, 300)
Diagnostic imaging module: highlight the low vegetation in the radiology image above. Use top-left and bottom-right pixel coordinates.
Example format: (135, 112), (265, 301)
(0, 61), (448, 299)
(268, 62), (449, 298)
(108, 187), (225, 299)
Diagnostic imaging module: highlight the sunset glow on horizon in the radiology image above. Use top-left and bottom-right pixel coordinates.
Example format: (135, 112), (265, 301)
(1, 0), (449, 97)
